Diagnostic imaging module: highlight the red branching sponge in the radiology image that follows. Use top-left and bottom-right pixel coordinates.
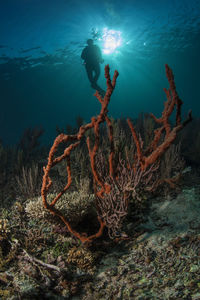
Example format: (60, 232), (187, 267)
(41, 65), (119, 244)
(127, 64), (192, 171)
(41, 64), (191, 244)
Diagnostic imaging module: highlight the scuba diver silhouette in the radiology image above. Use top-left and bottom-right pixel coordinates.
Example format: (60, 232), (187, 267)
(81, 39), (105, 96)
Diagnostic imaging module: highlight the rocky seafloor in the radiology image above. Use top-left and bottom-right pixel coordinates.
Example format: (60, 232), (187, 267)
(0, 170), (200, 300)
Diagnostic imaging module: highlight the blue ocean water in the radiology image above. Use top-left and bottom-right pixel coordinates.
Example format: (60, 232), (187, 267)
(0, 0), (199, 145)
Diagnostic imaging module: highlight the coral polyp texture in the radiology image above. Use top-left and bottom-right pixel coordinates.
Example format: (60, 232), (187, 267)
(41, 64), (192, 244)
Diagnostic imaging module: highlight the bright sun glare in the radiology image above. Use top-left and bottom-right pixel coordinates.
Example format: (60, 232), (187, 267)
(102, 28), (122, 55)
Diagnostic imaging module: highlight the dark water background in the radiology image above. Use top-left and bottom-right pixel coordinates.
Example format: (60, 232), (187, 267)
(0, 0), (199, 145)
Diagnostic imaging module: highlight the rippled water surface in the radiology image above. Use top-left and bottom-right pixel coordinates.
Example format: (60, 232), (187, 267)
(0, 0), (199, 144)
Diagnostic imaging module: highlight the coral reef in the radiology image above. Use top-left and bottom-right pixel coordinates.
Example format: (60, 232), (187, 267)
(25, 191), (95, 225)
(67, 246), (96, 274)
(1, 64), (199, 299)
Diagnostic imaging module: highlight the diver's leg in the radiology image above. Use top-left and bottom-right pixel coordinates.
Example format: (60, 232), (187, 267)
(93, 64), (100, 82)
(85, 64), (94, 84)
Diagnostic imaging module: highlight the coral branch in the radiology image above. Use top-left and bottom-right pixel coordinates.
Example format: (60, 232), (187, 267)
(127, 64), (192, 171)
(41, 65), (119, 244)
